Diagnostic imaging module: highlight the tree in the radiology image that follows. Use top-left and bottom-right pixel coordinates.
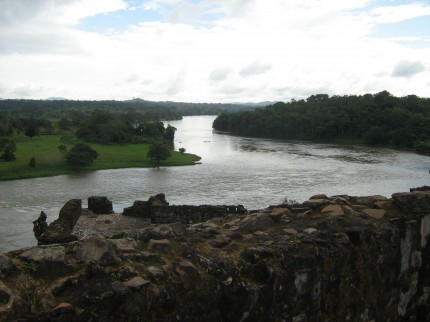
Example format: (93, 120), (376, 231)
(163, 124), (177, 142)
(58, 144), (67, 157)
(179, 147), (186, 153)
(66, 143), (98, 168)
(25, 125), (38, 138)
(0, 138), (16, 161)
(147, 143), (171, 165)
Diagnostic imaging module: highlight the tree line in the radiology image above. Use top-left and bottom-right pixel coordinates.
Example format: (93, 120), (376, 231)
(213, 91), (430, 151)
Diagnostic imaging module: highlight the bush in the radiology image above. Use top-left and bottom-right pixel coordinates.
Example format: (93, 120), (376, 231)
(66, 143), (98, 168)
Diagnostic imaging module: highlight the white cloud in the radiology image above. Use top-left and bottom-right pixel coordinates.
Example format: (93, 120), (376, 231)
(369, 3), (430, 23)
(0, 0), (430, 102)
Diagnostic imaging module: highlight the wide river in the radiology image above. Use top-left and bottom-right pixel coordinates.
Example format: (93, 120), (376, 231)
(1, 115), (430, 251)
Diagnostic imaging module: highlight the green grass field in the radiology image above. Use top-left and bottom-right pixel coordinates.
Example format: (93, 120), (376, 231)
(0, 134), (201, 181)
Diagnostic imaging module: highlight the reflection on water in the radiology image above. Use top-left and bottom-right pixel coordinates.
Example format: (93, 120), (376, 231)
(1, 115), (430, 251)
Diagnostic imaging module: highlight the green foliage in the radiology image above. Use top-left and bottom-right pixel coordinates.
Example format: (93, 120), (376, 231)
(111, 271), (123, 280)
(0, 138), (16, 161)
(58, 144), (67, 157)
(29, 157), (36, 168)
(179, 147), (186, 153)
(21, 261), (38, 272)
(163, 124), (177, 142)
(147, 143), (172, 165)
(364, 127), (386, 145)
(66, 143), (98, 168)
(25, 126), (38, 138)
(213, 92), (430, 150)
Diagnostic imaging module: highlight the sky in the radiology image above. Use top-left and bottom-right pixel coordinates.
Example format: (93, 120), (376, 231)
(0, 0), (429, 103)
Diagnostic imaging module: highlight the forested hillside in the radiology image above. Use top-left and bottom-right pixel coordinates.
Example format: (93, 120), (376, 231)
(213, 91), (430, 151)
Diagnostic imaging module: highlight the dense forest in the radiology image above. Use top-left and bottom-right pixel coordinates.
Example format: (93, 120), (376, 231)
(0, 98), (253, 154)
(213, 91), (430, 152)
(0, 98), (251, 123)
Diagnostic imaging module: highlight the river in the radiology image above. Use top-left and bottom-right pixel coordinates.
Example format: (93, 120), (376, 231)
(1, 115), (430, 251)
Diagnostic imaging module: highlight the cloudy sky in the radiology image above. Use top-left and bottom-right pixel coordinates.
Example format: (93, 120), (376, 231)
(0, 0), (429, 102)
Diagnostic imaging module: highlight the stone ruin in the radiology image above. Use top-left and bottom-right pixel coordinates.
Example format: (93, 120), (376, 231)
(36, 199), (82, 245)
(88, 196), (113, 214)
(122, 193), (247, 224)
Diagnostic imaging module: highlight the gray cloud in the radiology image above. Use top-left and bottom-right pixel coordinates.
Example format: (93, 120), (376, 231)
(0, 0), (70, 27)
(1, 30), (83, 54)
(392, 60), (425, 78)
(239, 61), (272, 77)
(209, 68), (231, 82)
(11, 84), (46, 98)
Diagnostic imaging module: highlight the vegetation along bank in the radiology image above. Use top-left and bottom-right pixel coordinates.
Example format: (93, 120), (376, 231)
(213, 91), (430, 154)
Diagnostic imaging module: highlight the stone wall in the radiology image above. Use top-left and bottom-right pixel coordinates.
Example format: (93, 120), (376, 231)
(151, 204), (246, 224)
(123, 193), (246, 224)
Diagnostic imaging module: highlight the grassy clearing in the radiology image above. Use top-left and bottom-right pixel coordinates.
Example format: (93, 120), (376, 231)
(0, 134), (201, 181)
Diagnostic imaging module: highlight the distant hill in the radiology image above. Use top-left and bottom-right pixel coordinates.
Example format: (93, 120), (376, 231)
(46, 97), (67, 101)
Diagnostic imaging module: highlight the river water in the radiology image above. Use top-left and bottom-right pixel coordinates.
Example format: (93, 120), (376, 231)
(1, 115), (430, 251)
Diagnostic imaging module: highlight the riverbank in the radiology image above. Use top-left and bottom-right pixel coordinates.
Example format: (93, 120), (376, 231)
(0, 188), (429, 321)
(0, 134), (201, 181)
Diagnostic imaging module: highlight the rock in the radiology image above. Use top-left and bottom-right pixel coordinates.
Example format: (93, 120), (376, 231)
(284, 228), (298, 235)
(176, 261), (202, 289)
(392, 191), (430, 214)
(0, 253), (13, 278)
(240, 246), (274, 264)
(321, 204), (344, 215)
(147, 239), (171, 253)
(363, 209), (386, 220)
(330, 196), (350, 205)
(112, 281), (128, 295)
(146, 266), (166, 279)
(50, 302), (75, 320)
(18, 245), (69, 276)
(122, 276), (150, 289)
(310, 194), (328, 200)
(410, 186), (430, 192)
(231, 213), (275, 232)
(341, 205), (356, 215)
(303, 227), (318, 234)
(303, 199), (330, 209)
(269, 208), (290, 222)
(109, 239), (138, 253)
(38, 199), (81, 245)
(88, 196), (113, 214)
(168, 222), (187, 236)
(355, 195), (388, 207)
(74, 236), (120, 265)
(209, 236), (232, 248)
(0, 281), (14, 314)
